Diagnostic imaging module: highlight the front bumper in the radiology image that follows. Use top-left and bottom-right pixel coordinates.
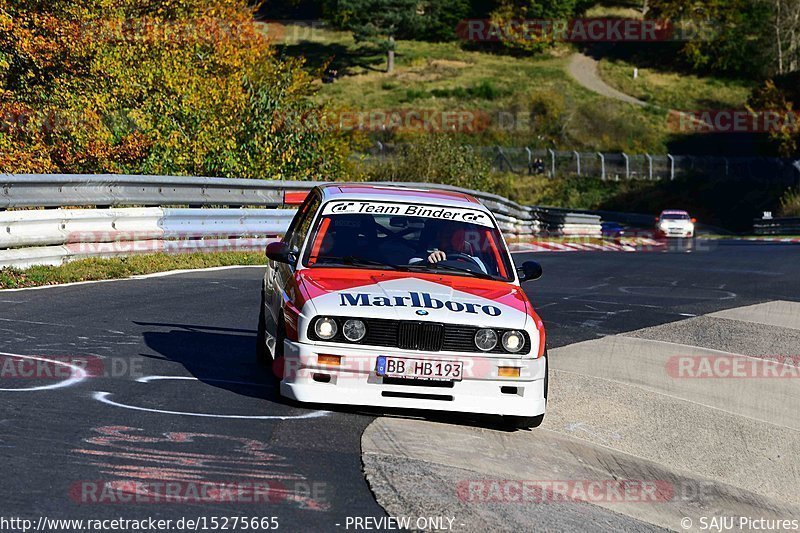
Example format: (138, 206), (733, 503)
(658, 227), (694, 238)
(279, 341), (547, 417)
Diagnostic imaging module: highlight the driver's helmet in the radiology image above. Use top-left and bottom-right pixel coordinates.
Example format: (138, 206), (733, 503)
(423, 220), (470, 255)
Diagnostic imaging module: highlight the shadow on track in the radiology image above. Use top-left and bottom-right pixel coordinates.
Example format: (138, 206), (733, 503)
(134, 321), (279, 401)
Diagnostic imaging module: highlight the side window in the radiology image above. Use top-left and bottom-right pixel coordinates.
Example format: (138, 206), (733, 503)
(284, 193), (320, 256)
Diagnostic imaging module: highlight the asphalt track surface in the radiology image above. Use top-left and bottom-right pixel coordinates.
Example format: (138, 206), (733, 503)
(0, 240), (798, 531)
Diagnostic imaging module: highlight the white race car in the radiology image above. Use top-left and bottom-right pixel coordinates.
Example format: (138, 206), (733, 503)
(257, 184), (548, 428)
(656, 210), (696, 238)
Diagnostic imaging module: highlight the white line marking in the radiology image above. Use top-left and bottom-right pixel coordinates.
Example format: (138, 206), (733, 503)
(0, 352), (87, 392)
(92, 391), (329, 420)
(136, 375), (269, 387)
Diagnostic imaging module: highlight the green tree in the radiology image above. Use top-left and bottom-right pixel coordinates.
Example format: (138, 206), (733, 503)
(329, 0), (417, 72)
(649, 0), (773, 77)
(488, 0), (588, 53)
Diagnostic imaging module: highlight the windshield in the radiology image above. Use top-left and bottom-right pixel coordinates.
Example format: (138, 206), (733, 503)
(301, 201), (514, 281)
(661, 213), (690, 220)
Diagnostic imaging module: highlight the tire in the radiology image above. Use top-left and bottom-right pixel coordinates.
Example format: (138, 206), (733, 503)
(503, 414), (545, 430)
(256, 291), (270, 366)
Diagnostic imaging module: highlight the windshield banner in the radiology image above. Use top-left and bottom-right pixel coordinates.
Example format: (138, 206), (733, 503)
(321, 201), (494, 228)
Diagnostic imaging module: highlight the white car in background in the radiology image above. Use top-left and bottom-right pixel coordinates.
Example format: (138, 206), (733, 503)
(656, 210), (696, 238)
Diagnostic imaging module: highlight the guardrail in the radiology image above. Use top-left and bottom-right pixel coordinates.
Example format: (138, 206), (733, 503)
(754, 217), (800, 236)
(0, 175), (601, 269)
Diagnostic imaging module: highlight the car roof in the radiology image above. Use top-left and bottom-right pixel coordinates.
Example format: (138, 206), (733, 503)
(660, 210), (689, 215)
(317, 183), (485, 209)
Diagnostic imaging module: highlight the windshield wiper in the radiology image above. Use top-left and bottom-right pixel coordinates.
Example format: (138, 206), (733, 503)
(315, 255), (406, 271)
(417, 262), (496, 280)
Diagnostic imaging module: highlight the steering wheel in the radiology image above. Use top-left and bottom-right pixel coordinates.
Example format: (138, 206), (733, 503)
(440, 252), (481, 268)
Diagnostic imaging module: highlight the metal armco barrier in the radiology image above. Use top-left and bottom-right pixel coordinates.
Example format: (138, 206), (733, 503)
(754, 217), (800, 235)
(0, 175), (601, 269)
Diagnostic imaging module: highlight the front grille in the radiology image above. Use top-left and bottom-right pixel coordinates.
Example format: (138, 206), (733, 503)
(398, 321), (444, 351)
(308, 317), (531, 355)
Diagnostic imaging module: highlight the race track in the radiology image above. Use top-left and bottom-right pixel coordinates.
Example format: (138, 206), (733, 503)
(1, 240), (799, 531)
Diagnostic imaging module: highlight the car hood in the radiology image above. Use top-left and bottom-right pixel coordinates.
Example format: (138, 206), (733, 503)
(297, 268), (530, 329)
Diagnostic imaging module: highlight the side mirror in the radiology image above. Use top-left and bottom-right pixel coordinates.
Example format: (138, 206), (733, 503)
(517, 261), (543, 282)
(655, 217), (660, 222)
(266, 241), (293, 264)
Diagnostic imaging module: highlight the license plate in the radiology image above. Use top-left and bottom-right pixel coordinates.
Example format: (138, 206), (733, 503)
(376, 356), (463, 381)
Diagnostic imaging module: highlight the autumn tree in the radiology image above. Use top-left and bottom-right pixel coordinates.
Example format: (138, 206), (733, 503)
(0, 0), (351, 179)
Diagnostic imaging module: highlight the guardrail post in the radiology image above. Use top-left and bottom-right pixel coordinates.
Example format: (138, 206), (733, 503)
(598, 153), (606, 181)
(573, 151), (581, 176)
(668, 154), (675, 181)
(646, 154), (653, 180)
(548, 149), (556, 178)
(622, 152), (630, 180)
(525, 147), (533, 175)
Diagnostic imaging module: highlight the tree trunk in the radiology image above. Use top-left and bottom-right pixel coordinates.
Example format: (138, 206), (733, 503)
(777, 0), (785, 75)
(387, 35), (395, 73)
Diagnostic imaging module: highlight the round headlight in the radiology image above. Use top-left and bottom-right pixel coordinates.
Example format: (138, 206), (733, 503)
(342, 319), (366, 342)
(475, 328), (498, 352)
(314, 317), (338, 340)
(502, 330), (525, 353)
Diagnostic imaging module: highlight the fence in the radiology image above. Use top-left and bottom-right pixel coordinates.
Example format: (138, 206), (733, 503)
(365, 144), (800, 184)
(0, 175), (601, 269)
(753, 217), (800, 236)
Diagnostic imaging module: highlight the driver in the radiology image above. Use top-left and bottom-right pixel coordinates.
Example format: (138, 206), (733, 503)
(410, 220), (488, 273)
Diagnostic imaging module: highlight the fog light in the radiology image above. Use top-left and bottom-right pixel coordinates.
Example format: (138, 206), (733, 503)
(498, 366), (521, 378)
(317, 354), (341, 366)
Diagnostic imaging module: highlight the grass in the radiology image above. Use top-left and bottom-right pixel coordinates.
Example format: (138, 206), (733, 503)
(597, 58), (754, 111)
(0, 252), (267, 290)
(278, 24), (672, 152)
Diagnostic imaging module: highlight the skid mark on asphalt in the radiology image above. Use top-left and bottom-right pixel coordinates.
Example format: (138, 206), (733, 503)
(0, 352), (87, 392)
(93, 375), (329, 420)
(72, 426), (330, 510)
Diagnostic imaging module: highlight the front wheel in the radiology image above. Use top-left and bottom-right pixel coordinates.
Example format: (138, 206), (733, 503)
(256, 291), (270, 366)
(503, 414), (545, 430)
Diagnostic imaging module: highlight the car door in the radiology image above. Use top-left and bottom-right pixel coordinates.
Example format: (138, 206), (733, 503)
(264, 190), (321, 340)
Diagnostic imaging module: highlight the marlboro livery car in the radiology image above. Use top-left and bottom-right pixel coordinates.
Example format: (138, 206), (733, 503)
(257, 184), (548, 428)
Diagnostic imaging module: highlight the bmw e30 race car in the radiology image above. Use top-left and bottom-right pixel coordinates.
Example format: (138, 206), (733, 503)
(257, 184), (548, 428)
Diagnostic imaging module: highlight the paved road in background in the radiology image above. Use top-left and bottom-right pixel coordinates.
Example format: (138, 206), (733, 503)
(0, 240), (798, 530)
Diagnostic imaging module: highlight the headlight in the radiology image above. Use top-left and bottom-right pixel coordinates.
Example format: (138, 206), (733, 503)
(314, 317), (338, 340)
(342, 319), (366, 342)
(475, 328), (498, 351)
(502, 330), (525, 353)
